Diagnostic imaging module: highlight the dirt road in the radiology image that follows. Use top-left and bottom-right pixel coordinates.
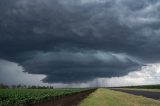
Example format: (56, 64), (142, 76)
(112, 89), (160, 100)
(30, 89), (96, 106)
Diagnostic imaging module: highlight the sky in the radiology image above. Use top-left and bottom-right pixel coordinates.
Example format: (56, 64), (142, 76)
(0, 0), (160, 87)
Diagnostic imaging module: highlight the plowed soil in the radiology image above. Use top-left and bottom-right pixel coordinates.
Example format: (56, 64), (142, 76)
(30, 89), (95, 106)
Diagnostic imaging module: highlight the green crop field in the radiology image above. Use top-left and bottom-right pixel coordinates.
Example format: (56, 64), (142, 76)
(0, 88), (85, 106)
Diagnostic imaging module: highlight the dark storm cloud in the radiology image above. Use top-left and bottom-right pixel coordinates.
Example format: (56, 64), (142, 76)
(0, 0), (160, 83)
(21, 51), (141, 83)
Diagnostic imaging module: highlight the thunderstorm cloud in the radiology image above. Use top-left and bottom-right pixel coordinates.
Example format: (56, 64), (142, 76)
(0, 0), (160, 86)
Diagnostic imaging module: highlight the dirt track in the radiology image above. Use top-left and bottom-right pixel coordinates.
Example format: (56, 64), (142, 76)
(112, 89), (160, 100)
(30, 89), (96, 106)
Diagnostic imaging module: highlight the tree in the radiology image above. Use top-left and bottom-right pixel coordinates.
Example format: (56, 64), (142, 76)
(0, 84), (9, 89)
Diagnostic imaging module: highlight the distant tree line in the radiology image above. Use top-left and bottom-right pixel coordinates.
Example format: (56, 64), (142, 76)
(0, 84), (9, 89)
(112, 84), (160, 89)
(0, 84), (54, 89)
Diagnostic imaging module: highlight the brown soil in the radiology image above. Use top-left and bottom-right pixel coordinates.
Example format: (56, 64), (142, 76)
(30, 89), (96, 106)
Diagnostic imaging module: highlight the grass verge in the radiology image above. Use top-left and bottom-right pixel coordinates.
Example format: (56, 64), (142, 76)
(79, 88), (160, 106)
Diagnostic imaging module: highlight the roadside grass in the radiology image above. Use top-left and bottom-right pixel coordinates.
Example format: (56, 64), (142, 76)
(79, 88), (160, 106)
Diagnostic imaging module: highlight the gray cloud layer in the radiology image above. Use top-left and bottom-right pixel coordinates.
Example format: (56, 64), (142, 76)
(22, 51), (141, 83)
(0, 0), (160, 84)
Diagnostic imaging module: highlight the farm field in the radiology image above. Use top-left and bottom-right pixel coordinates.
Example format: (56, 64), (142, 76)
(0, 87), (160, 106)
(0, 88), (87, 106)
(115, 88), (160, 92)
(79, 88), (160, 106)
(118, 85), (160, 89)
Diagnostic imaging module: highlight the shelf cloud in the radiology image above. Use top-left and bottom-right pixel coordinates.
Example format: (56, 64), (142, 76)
(0, 0), (160, 86)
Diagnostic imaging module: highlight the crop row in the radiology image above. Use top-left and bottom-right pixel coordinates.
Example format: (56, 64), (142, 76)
(0, 88), (85, 106)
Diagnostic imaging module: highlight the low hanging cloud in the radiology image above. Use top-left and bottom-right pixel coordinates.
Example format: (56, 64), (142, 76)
(0, 0), (160, 86)
(0, 59), (159, 87)
(21, 51), (141, 83)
